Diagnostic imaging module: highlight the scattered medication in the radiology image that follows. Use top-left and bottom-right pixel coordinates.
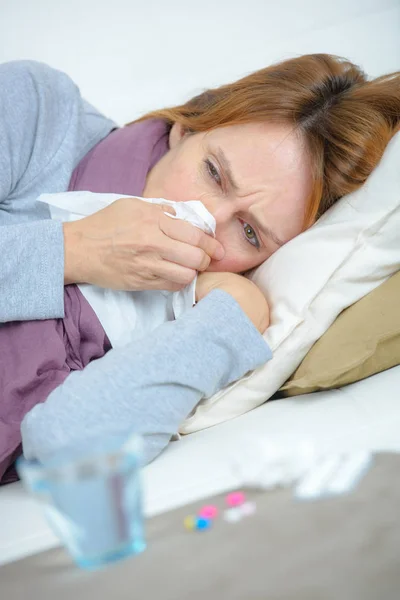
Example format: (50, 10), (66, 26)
(198, 505), (219, 519)
(195, 517), (212, 531)
(223, 507), (242, 523)
(226, 491), (246, 507)
(240, 501), (257, 517)
(183, 515), (197, 531)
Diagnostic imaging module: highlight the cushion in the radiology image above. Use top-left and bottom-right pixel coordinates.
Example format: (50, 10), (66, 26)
(179, 132), (400, 434)
(279, 270), (400, 396)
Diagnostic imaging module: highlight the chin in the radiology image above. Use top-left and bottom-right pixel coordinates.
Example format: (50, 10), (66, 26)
(206, 259), (242, 274)
(205, 262), (218, 272)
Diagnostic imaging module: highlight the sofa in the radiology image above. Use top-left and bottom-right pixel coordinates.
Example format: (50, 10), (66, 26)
(1, 0), (399, 567)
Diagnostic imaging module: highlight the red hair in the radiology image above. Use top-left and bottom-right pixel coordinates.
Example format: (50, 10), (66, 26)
(130, 54), (400, 227)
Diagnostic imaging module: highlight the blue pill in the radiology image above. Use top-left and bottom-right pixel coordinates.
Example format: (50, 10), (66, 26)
(196, 517), (211, 530)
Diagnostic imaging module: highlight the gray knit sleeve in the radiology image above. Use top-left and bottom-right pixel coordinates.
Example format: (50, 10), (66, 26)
(0, 60), (114, 322)
(21, 289), (272, 465)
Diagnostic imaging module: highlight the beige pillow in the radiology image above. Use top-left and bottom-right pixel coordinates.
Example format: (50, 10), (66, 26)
(280, 270), (400, 396)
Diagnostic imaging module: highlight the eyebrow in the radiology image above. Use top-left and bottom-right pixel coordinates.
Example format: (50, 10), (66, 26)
(213, 146), (240, 192)
(256, 223), (286, 248)
(214, 145), (286, 248)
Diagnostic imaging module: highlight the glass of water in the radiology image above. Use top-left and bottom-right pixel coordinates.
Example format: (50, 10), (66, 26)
(17, 433), (145, 570)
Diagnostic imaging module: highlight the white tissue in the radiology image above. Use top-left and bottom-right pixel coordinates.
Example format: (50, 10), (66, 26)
(230, 436), (372, 500)
(232, 438), (317, 490)
(38, 191), (216, 348)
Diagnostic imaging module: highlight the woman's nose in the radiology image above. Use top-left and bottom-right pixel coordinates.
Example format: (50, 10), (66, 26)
(206, 201), (235, 225)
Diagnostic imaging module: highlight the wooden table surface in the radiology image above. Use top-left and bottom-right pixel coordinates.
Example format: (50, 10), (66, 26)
(2, 453), (400, 600)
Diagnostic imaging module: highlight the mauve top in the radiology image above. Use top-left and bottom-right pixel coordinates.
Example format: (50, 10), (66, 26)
(68, 119), (170, 194)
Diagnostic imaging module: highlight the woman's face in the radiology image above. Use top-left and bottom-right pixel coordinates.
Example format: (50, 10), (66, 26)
(143, 121), (312, 273)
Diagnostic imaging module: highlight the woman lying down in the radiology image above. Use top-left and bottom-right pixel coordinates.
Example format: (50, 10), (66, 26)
(2, 192), (270, 480)
(1, 53), (399, 483)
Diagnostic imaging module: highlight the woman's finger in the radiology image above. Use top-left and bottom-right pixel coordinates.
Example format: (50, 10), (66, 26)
(159, 204), (176, 216)
(159, 211), (225, 261)
(157, 236), (211, 271)
(149, 259), (197, 287)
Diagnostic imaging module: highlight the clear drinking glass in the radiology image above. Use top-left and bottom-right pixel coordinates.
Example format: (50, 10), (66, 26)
(16, 433), (145, 570)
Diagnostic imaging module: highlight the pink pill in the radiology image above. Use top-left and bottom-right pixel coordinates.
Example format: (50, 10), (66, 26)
(226, 491), (246, 507)
(198, 505), (219, 519)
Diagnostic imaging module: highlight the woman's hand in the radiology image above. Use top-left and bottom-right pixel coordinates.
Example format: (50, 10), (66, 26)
(196, 272), (270, 333)
(63, 197), (225, 291)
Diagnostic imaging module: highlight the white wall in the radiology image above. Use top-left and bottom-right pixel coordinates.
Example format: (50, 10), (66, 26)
(1, 0), (399, 124)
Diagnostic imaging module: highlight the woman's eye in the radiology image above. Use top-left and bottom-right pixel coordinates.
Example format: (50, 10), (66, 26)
(243, 222), (260, 249)
(205, 159), (222, 186)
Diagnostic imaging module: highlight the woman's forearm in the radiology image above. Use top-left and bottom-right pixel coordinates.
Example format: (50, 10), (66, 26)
(63, 221), (87, 285)
(21, 289), (272, 466)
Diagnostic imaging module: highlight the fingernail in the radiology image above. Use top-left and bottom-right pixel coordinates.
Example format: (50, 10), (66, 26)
(214, 245), (225, 260)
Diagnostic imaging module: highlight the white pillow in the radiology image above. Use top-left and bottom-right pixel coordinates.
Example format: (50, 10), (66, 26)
(179, 132), (400, 434)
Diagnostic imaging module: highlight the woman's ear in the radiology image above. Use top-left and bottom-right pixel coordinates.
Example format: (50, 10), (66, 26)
(169, 122), (186, 148)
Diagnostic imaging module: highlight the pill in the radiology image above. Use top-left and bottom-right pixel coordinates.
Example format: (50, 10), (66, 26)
(183, 515), (196, 531)
(198, 505), (218, 519)
(223, 507), (242, 523)
(240, 501), (256, 516)
(226, 491), (246, 507)
(196, 517), (212, 531)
